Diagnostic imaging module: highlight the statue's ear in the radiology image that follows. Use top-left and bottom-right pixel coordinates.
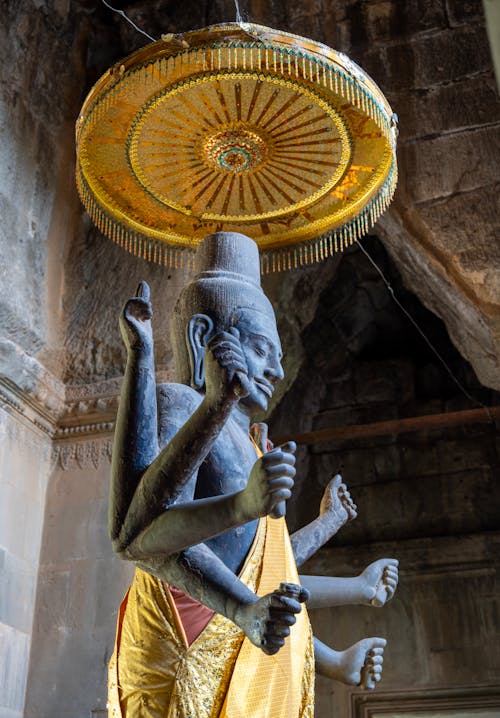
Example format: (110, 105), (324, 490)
(187, 314), (214, 389)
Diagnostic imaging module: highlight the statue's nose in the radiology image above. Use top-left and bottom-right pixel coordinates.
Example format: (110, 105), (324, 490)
(266, 360), (284, 382)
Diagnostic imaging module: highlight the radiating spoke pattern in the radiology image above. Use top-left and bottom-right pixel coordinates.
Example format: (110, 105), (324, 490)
(129, 75), (349, 222)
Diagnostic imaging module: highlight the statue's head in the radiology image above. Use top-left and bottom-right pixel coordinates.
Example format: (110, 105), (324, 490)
(171, 232), (283, 413)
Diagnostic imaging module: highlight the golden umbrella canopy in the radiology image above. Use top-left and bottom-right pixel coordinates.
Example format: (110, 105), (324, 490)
(76, 23), (398, 271)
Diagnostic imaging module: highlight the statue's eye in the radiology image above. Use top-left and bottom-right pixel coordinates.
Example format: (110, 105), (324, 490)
(253, 343), (267, 357)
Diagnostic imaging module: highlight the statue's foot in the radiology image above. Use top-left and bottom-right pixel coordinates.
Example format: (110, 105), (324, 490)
(339, 637), (386, 689)
(359, 559), (399, 607)
(234, 583), (309, 655)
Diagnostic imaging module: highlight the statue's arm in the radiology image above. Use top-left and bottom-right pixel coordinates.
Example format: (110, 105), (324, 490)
(109, 281), (159, 545)
(299, 558), (398, 608)
(137, 543), (308, 655)
(290, 475), (357, 568)
(121, 433), (297, 557)
(314, 636), (386, 689)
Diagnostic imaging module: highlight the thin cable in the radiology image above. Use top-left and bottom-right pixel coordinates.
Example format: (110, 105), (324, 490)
(354, 238), (492, 419)
(234, 0), (243, 23)
(101, 0), (157, 42)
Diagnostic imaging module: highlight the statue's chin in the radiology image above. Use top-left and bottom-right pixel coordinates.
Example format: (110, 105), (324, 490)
(238, 392), (268, 416)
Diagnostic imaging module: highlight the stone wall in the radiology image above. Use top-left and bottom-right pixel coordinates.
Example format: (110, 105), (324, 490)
(0, 1), (87, 370)
(0, 405), (51, 718)
(267, 237), (500, 717)
(23, 434), (134, 718)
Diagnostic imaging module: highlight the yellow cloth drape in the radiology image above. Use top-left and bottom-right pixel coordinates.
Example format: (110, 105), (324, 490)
(108, 516), (314, 718)
(221, 515), (314, 718)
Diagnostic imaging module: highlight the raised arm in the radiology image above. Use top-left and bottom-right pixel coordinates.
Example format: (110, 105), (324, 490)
(291, 475), (357, 568)
(109, 281), (159, 544)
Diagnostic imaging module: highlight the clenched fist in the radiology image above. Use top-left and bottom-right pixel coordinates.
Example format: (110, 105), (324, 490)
(236, 442), (297, 521)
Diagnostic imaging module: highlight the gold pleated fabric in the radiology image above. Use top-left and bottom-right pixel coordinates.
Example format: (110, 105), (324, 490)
(107, 515), (314, 717)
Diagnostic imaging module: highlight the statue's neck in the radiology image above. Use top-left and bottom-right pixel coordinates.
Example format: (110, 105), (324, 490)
(230, 404), (252, 434)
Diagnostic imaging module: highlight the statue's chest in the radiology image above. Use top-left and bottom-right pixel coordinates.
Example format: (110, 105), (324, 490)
(195, 426), (258, 499)
(195, 424), (261, 573)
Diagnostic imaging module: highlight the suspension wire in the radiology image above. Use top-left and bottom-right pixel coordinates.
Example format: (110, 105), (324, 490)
(354, 238), (493, 420)
(234, 0), (243, 23)
(101, 0), (157, 42)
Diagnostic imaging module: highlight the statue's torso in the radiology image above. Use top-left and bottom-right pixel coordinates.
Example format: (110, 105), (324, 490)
(157, 382), (260, 574)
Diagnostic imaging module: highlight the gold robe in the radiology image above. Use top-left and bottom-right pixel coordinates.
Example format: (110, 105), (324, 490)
(108, 516), (314, 718)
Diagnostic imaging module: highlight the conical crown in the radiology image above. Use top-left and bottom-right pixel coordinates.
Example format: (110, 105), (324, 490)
(171, 232), (275, 385)
(193, 232), (261, 288)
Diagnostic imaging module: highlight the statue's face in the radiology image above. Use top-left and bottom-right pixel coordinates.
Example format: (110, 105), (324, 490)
(232, 307), (284, 415)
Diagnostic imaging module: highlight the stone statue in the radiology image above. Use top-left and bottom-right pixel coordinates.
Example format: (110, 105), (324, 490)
(107, 232), (398, 717)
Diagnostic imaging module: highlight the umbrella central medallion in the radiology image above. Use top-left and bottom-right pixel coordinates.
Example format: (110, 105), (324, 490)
(205, 128), (267, 173)
(127, 74), (350, 223)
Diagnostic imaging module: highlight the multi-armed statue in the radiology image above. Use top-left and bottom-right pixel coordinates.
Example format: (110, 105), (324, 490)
(108, 231), (398, 718)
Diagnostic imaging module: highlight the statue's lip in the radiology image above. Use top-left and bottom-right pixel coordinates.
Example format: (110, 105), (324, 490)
(254, 378), (274, 397)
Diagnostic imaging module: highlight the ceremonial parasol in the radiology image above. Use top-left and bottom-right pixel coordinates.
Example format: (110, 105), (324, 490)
(76, 23), (398, 271)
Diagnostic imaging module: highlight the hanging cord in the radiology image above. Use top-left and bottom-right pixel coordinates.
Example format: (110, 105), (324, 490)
(233, 0), (243, 23)
(354, 238), (493, 420)
(101, 0), (157, 42)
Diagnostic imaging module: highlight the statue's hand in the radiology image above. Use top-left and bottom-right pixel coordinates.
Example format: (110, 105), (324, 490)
(204, 327), (251, 405)
(120, 281), (153, 352)
(233, 582), (309, 655)
(359, 558), (399, 607)
(338, 638), (386, 689)
(319, 474), (357, 527)
(237, 442), (296, 520)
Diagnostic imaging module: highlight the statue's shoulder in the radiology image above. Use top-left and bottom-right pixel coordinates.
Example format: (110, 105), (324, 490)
(157, 382), (202, 421)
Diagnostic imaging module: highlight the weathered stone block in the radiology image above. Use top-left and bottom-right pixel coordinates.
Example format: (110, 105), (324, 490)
(33, 567), (70, 632)
(445, 0), (484, 26)
(0, 552), (36, 634)
(400, 124), (500, 203)
(362, 24), (491, 92)
(0, 622), (29, 713)
(353, 360), (415, 404)
(392, 75), (500, 142)
(352, 0), (447, 46)
(437, 437), (494, 472)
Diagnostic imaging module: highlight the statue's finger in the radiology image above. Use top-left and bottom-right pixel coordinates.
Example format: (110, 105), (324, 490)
(136, 280), (150, 301)
(266, 624), (290, 638)
(363, 672), (375, 690)
(278, 441), (296, 454)
(369, 642), (386, 653)
(382, 558), (399, 568)
(263, 447), (296, 465)
(266, 464), (296, 480)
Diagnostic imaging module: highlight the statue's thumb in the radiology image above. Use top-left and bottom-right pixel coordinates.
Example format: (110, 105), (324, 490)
(270, 500), (286, 519)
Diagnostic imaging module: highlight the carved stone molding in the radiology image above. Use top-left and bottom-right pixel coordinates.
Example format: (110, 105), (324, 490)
(0, 379), (55, 437)
(0, 340), (66, 423)
(351, 684), (500, 718)
(51, 436), (113, 470)
(0, 344), (175, 440)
